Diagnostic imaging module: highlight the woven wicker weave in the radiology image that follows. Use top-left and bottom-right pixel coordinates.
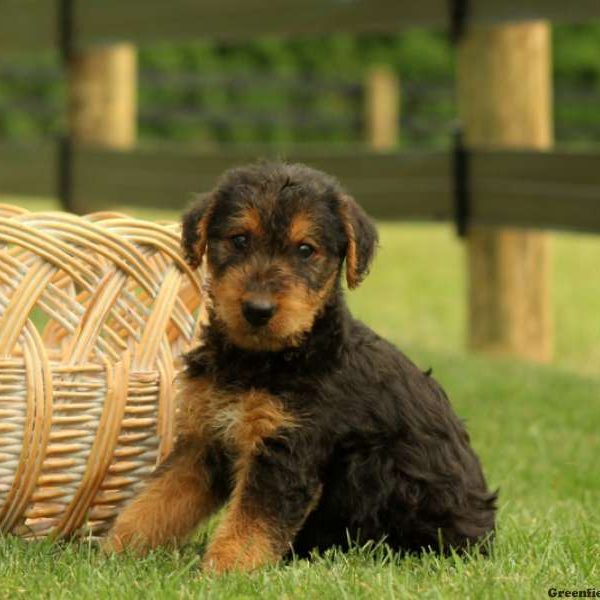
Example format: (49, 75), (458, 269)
(0, 206), (203, 539)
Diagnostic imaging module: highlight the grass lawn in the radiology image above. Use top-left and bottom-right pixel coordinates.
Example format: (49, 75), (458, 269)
(0, 197), (599, 598)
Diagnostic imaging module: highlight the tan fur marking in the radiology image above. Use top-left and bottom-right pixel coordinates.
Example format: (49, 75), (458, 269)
(104, 445), (217, 555)
(209, 263), (249, 345)
(226, 206), (263, 237)
(288, 212), (318, 246)
(339, 200), (359, 289)
(268, 275), (332, 345)
(176, 375), (295, 454)
(202, 498), (280, 573)
(209, 259), (337, 352)
(191, 201), (216, 267)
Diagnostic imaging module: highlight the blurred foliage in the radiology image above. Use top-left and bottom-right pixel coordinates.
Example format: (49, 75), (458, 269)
(0, 24), (599, 147)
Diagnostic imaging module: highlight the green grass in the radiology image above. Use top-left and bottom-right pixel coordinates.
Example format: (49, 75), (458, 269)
(1, 353), (598, 599)
(1, 196), (599, 598)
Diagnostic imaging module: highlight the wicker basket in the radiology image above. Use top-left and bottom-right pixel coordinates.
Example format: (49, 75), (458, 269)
(0, 206), (203, 539)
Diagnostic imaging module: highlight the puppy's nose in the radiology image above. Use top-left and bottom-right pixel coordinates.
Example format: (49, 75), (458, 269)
(242, 299), (276, 327)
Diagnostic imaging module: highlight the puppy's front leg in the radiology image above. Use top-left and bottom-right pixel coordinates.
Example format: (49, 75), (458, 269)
(104, 438), (223, 555)
(203, 439), (321, 573)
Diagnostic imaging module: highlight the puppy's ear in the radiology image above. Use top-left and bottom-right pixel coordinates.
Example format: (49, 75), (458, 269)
(338, 194), (378, 289)
(181, 193), (216, 268)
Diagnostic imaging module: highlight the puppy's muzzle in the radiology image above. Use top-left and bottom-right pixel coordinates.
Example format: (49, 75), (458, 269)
(242, 298), (276, 327)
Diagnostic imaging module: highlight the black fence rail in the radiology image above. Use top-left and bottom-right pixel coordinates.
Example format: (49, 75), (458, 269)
(1, 0), (600, 54)
(1, 142), (599, 235)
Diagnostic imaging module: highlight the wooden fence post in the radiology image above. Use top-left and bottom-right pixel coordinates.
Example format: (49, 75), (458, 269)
(365, 66), (400, 150)
(457, 21), (553, 362)
(69, 43), (137, 150)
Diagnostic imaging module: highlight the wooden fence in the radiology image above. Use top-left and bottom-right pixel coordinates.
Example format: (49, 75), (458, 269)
(1, 0), (600, 363)
(1, 1), (600, 53)
(2, 143), (599, 234)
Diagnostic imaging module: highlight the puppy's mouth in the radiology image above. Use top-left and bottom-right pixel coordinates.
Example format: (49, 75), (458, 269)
(211, 303), (308, 353)
(227, 320), (299, 353)
(240, 325), (281, 347)
(208, 279), (331, 352)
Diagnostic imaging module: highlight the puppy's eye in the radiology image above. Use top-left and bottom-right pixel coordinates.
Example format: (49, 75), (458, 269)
(297, 243), (315, 259)
(231, 234), (249, 250)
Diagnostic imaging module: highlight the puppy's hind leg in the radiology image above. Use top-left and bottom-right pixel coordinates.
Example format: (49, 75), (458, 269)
(104, 440), (221, 555)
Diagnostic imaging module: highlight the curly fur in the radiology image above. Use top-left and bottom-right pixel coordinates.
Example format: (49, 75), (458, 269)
(106, 161), (497, 571)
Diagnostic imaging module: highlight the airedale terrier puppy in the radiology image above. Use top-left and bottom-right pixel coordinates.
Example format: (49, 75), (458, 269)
(106, 161), (497, 572)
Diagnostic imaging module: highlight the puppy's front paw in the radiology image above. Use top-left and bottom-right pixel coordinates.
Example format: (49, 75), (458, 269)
(202, 531), (280, 574)
(202, 541), (249, 574)
(102, 523), (151, 556)
(201, 551), (228, 574)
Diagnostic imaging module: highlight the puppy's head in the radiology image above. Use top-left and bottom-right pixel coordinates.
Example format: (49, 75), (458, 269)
(182, 162), (377, 352)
